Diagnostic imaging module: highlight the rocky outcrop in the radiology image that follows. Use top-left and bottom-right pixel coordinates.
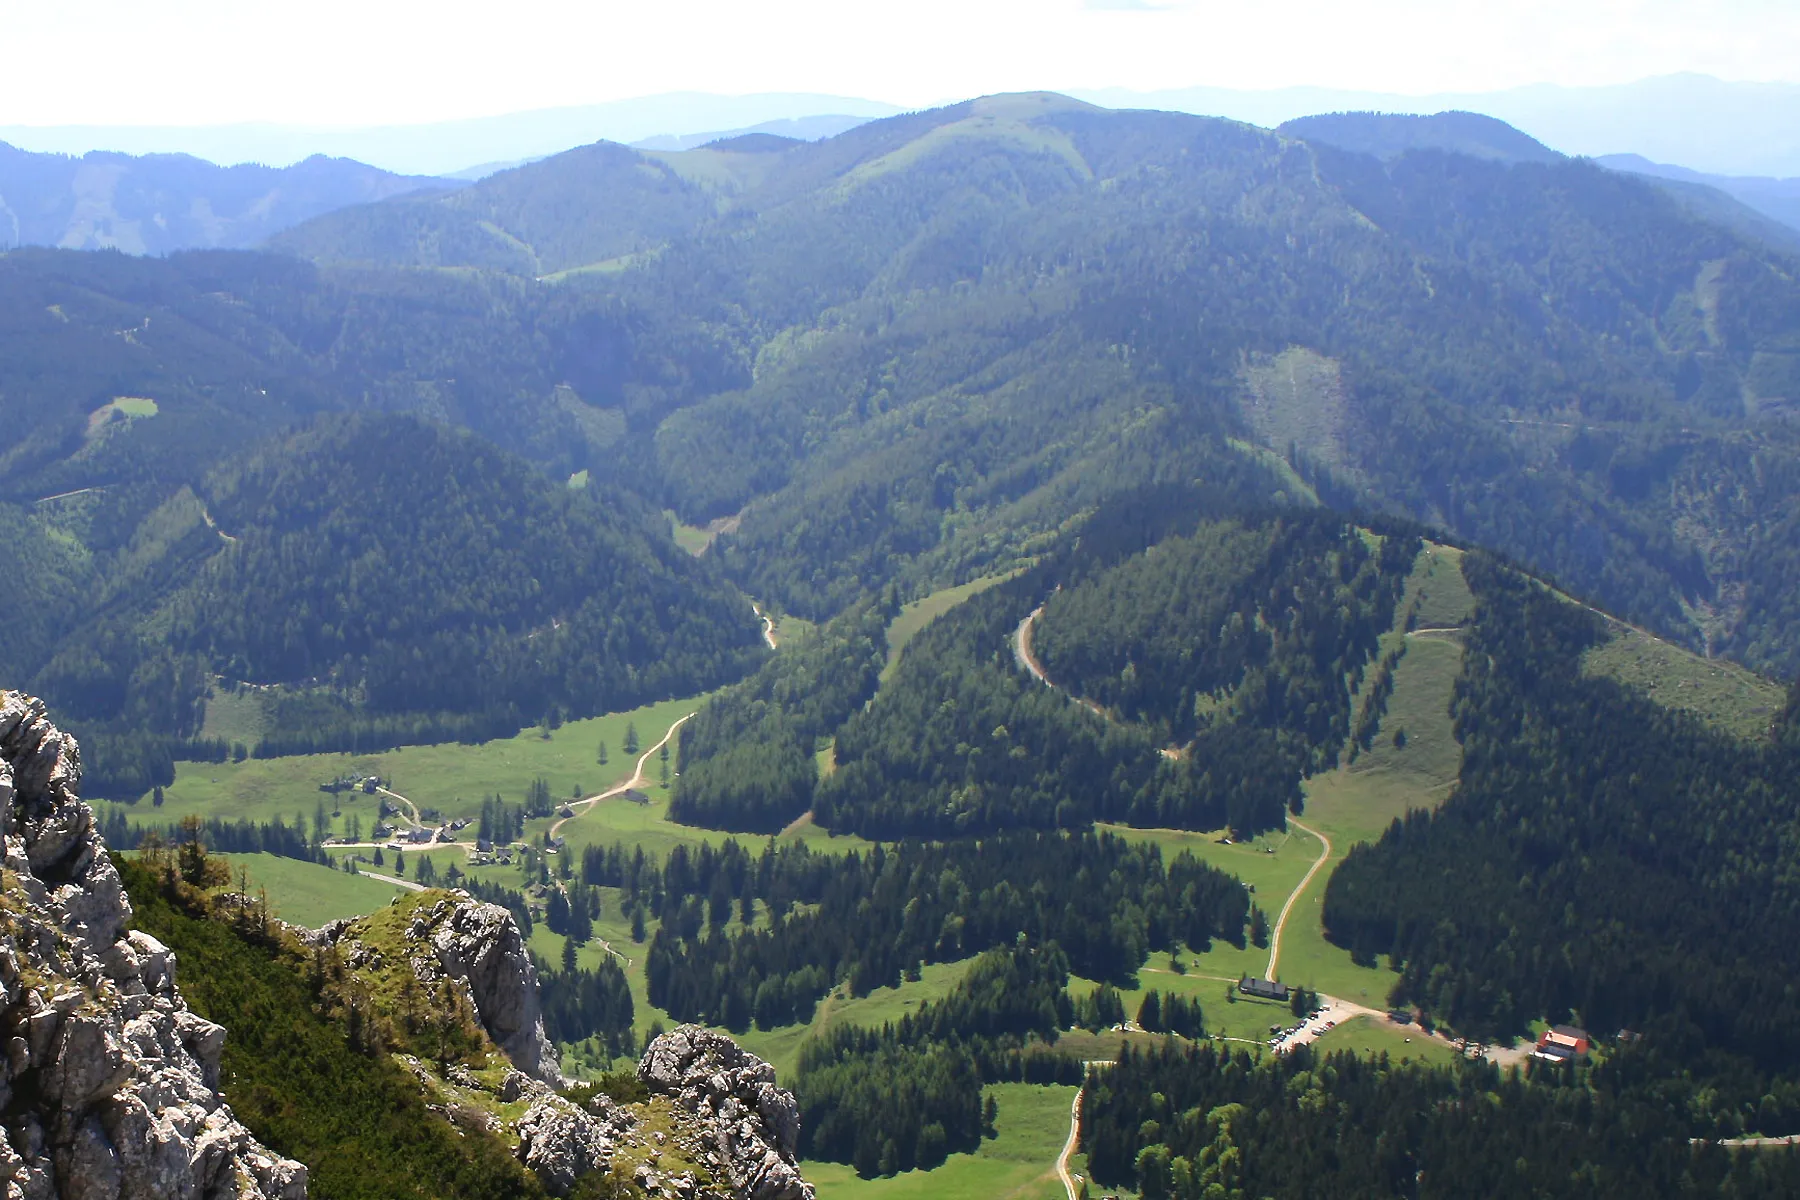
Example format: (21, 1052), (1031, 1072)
(0, 691), (307, 1200)
(637, 1027), (813, 1200)
(503, 1026), (813, 1200)
(514, 1091), (632, 1194)
(310, 893), (564, 1087)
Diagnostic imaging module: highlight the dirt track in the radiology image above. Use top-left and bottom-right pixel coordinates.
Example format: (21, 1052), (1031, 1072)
(548, 711), (695, 841)
(1266, 816), (1332, 980)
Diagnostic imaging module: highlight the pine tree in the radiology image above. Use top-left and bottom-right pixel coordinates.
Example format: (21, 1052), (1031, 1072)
(1139, 990), (1164, 1033)
(624, 723), (640, 755)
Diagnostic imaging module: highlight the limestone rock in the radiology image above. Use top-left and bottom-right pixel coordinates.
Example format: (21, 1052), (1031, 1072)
(638, 1026), (814, 1200)
(514, 1094), (623, 1195)
(0, 691), (308, 1200)
(310, 892), (564, 1087)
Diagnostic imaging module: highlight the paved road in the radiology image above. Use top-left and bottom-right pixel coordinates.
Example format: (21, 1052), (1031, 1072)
(549, 711), (696, 841)
(1266, 816), (1332, 980)
(1014, 606), (1108, 720)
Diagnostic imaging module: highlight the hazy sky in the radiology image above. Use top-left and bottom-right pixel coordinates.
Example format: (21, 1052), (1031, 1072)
(4, 0), (1798, 126)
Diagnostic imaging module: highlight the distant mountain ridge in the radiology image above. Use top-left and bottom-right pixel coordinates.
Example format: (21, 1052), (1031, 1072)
(0, 143), (454, 254)
(1277, 111), (1563, 165)
(1078, 73), (1800, 178)
(1598, 153), (1800, 234)
(1277, 111), (1800, 248)
(0, 92), (905, 177)
(258, 93), (1800, 684)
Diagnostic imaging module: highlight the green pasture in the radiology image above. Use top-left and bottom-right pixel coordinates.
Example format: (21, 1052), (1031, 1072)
(98, 695), (706, 831)
(1069, 953), (1295, 1047)
(1582, 623), (1784, 740)
(1309, 1014), (1461, 1068)
(734, 958), (982, 1081)
(1405, 543), (1473, 630)
(883, 574), (1010, 680)
(668, 514), (716, 555)
(198, 686), (268, 748)
(207, 852), (405, 927)
(807, 1081), (1074, 1200)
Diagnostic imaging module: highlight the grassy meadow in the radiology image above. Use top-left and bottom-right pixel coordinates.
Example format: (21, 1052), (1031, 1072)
(210, 852), (406, 926)
(806, 1081), (1075, 1200)
(101, 695), (708, 835)
(1309, 1014), (1461, 1068)
(1581, 622), (1785, 740)
(883, 574), (1011, 680)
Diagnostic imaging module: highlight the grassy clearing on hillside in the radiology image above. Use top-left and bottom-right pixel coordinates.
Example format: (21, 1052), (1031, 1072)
(1348, 635), (1466, 789)
(668, 514), (715, 555)
(723, 960), (981, 1082)
(86, 396), (160, 437)
(1582, 625), (1784, 740)
(883, 574), (1013, 681)
(1253, 542), (1472, 1005)
(198, 686), (267, 748)
(207, 852), (404, 926)
(1071, 955), (1295, 1047)
(1406, 544), (1473, 630)
(101, 696), (705, 830)
(1309, 1014), (1460, 1068)
(806, 1082), (1073, 1200)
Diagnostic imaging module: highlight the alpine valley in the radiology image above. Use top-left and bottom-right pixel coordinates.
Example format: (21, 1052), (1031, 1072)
(3, 94), (1800, 1200)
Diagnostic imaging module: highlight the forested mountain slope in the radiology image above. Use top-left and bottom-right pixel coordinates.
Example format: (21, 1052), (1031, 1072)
(268, 93), (1800, 677)
(1276, 110), (1565, 164)
(1324, 551), (1800, 1127)
(266, 138), (773, 276)
(0, 142), (452, 253)
(19, 413), (763, 795)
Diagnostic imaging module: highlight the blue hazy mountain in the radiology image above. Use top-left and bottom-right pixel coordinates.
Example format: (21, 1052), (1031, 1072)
(1077, 73), (1800, 178)
(0, 144), (454, 253)
(0, 93), (904, 178)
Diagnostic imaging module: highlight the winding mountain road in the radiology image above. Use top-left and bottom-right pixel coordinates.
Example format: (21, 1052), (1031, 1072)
(1014, 606), (1107, 719)
(1266, 816), (1331, 981)
(1057, 1061), (1113, 1200)
(549, 711), (695, 842)
(375, 787), (424, 830)
(752, 603), (779, 650)
(1056, 1087), (1083, 1200)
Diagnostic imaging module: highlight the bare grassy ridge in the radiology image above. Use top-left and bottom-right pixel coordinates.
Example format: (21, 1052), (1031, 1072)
(1581, 624), (1785, 740)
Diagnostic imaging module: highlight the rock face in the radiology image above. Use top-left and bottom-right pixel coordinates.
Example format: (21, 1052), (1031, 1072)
(505, 1026), (814, 1200)
(637, 1027), (814, 1200)
(514, 1091), (630, 1194)
(310, 893), (564, 1087)
(0, 691), (308, 1200)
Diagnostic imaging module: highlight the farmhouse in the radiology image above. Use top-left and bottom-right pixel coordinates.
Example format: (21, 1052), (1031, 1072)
(1239, 976), (1290, 1002)
(1532, 1025), (1592, 1063)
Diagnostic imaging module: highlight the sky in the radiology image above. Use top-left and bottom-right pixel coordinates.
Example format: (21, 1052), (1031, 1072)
(2, 0), (1798, 127)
